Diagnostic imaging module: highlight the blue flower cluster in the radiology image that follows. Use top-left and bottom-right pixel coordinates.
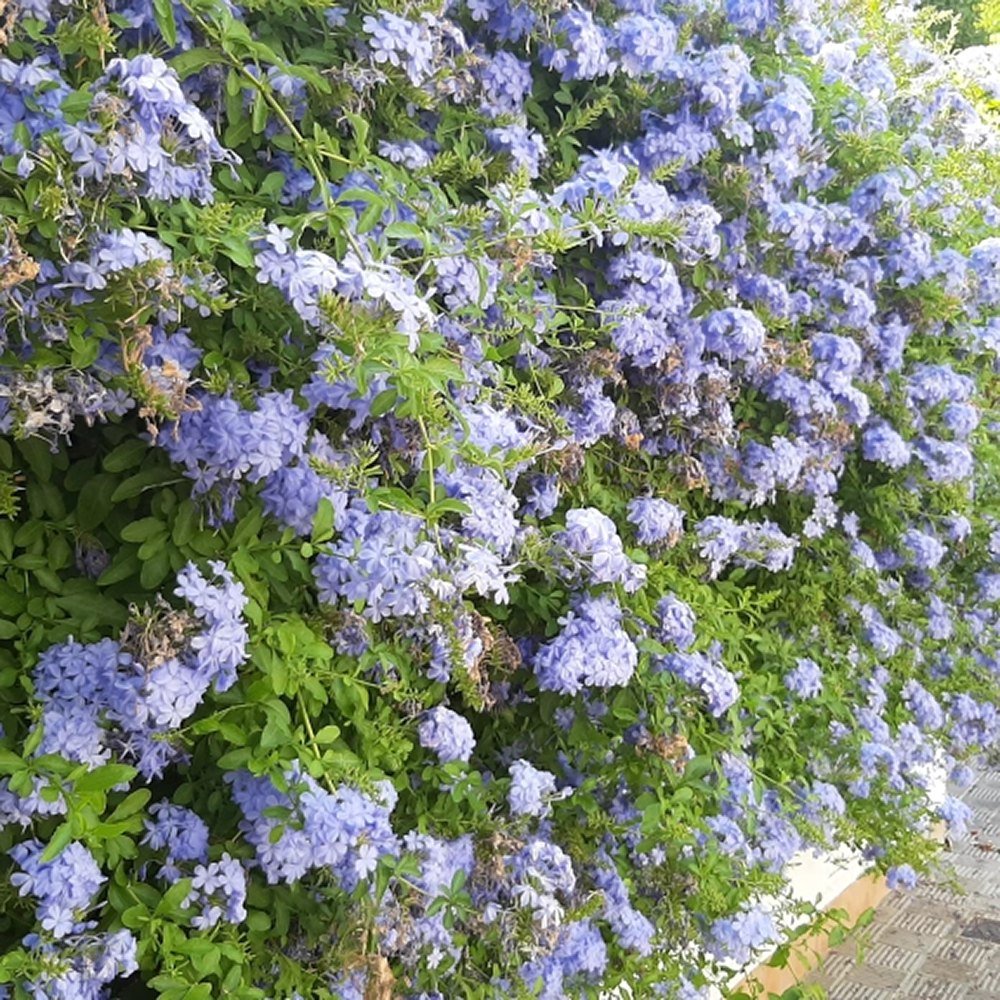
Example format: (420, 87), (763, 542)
(533, 596), (639, 695)
(227, 767), (399, 889)
(4, 561), (249, 795)
(508, 759), (563, 818)
(10, 840), (106, 939)
(1, 0), (999, 995)
(418, 706), (476, 764)
(660, 646), (740, 718)
(4, 837), (137, 998)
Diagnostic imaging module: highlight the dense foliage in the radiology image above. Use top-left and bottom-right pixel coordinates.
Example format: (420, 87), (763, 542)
(921, 0), (998, 47)
(0, 0), (999, 997)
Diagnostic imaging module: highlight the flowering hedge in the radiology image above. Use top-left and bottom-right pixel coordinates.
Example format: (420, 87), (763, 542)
(1, 0), (999, 996)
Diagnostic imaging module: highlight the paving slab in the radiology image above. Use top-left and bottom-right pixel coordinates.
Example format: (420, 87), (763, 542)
(806, 767), (1000, 999)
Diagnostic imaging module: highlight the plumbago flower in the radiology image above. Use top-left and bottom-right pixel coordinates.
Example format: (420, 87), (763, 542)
(0, 0), (998, 997)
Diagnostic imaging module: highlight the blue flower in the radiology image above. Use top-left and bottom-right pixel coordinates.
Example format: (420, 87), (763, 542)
(696, 516), (798, 577)
(707, 904), (777, 964)
(362, 12), (436, 85)
(542, 9), (613, 81)
(862, 421), (911, 470)
(228, 767), (399, 890)
(886, 864), (918, 890)
(593, 862), (655, 955)
(486, 124), (546, 177)
(784, 658), (822, 698)
(143, 801), (210, 866)
(702, 307), (766, 364)
(186, 854), (248, 929)
(660, 648), (739, 717)
(10, 840), (105, 939)
(534, 595), (639, 694)
(613, 14), (676, 77)
(508, 759), (562, 818)
(478, 50), (533, 114)
(557, 507), (646, 592)
(418, 706), (476, 764)
(655, 595), (697, 650)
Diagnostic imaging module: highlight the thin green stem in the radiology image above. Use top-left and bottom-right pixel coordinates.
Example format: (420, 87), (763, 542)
(183, 6), (371, 258)
(298, 691), (338, 794)
(416, 414), (436, 507)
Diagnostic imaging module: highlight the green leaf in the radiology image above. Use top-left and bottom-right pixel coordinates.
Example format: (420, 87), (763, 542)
(54, 591), (126, 627)
(0, 521), (13, 559)
(111, 468), (179, 501)
(383, 221), (426, 241)
(152, 0), (177, 46)
(140, 548), (171, 589)
(217, 748), (251, 770)
(107, 788), (152, 822)
(75, 474), (117, 531)
(683, 755), (715, 782)
(40, 823), (74, 863)
(357, 199), (384, 234)
(75, 763), (137, 793)
(311, 497), (336, 543)
(218, 721), (248, 745)
(60, 89), (93, 119)
(177, 938), (222, 977)
(121, 904), (151, 930)
(172, 500), (198, 546)
(344, 112), (369, 153)
(68, 329), (101, 369)
(121, 517), (166, 543)
(97, 551), (141, 587)
(259, 171), (287, 196)
(103, 439), (149, 473)
(426, 497), (471, 521)
(251, 92), (268, 135)
(220, 233), (254, 267)
(171, 47), (223, 79)
(369, 389), (398, 418)
(0, 749), (25, 774)
(246, 909), (271, 931)
(17, 439), (52, 482)
(157, 877), (193, 915)
(260, 716), (289, 749)
(828, 926), (847, 947)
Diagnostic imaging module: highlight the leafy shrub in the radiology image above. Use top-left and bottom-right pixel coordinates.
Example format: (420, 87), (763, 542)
(920, 0), (998, 47)
(0, 0), (998, 998)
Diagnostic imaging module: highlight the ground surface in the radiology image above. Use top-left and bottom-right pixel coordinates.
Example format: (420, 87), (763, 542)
(806, 766), (1000, 999)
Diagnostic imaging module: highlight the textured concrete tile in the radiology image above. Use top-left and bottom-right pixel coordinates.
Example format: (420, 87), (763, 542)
(862, 940), (925, 973)
(809, 949), (857, 986)
(952, 861), (996, 879)
(899, 974), (968, 1000)
(918, 956), (987, 985)
(971, 967), (1000, 992)
(804, 767), (1000, 998)
(922, 882), (970, 903)
(825, 983), (898, 1000)
(927, 935), (1000, 967)
(890, 901), (963, 936)
(871, 924), (931, 952)
(843, 961), (909, 989)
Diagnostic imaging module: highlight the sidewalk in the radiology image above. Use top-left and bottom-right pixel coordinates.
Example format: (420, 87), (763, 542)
(806, 767), (1000, 999)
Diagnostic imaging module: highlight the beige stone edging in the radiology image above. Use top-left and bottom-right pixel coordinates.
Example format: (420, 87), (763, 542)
(734, 870), (890, 996)
(735, 823), (947, 996)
